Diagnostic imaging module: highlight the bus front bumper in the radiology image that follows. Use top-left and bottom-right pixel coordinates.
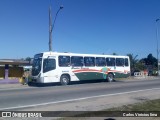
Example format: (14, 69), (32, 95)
(31, 77), (44, 83)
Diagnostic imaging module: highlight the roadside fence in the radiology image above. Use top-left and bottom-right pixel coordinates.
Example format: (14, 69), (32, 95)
(134, 71), (148, 78)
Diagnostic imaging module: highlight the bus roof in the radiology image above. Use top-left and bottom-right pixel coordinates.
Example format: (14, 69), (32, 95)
(36, 51), (129, 58)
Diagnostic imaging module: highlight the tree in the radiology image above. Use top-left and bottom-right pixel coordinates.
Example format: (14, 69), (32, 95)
(112, 53), (118, 55)
(127, 54), (139, 73)
(134, 61), (146, 71)
(140, 54), (157, 68)
(147, 54), (157, 67)
(25, 57), (31, 62)
(126, 53), (157, 76)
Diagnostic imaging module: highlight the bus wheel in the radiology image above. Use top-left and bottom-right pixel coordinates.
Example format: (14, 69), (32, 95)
(107, 73), (114, 82)
(60, 75), (70, 85)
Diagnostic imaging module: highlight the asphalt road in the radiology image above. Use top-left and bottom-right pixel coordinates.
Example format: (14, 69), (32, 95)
(0, 79), (160, 111)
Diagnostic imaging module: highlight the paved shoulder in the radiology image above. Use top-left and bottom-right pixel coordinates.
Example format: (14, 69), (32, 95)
(0, 83), (29, 90)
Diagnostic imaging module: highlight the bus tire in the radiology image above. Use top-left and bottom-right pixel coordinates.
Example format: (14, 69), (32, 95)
(107, 73), (114, 82)
(60, 75), (70, 85)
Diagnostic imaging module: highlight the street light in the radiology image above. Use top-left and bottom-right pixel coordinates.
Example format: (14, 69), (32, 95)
(51, 6), (63, 32)
(156, 18), (160, 75)
(49, 5), (63, 51)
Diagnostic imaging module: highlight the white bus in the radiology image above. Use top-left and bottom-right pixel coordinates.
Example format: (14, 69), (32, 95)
(31, 52), (130, 85)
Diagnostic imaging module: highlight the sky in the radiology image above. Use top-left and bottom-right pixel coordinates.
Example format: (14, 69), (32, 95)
(0, 0), (160, 59)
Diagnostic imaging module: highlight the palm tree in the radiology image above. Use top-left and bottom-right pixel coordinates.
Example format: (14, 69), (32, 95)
(127, 54), (138, 75)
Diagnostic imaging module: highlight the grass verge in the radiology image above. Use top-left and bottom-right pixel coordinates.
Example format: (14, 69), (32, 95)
(106, 99), (160, 111)
(57, 99), (160, 120)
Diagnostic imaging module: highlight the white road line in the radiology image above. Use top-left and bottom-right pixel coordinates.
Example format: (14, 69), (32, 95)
(0, 87), (160, 110)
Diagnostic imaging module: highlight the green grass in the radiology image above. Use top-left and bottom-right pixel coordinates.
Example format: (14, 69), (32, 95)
(114, 76), (134, 80)
(57, 99), (160, 120)
(107, 99), (160, 111)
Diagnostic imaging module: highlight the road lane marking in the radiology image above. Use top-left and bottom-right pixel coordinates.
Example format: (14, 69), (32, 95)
(0, 87), (160, 110)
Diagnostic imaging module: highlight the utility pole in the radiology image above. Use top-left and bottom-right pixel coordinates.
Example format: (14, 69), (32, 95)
(49, 4), (52, 51)
(48, 2), (63, 52)
(156, 18), (160, 75)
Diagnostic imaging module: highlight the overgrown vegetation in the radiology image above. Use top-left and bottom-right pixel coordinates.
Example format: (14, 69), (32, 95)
(107, 99), (160, 111)
(127, 53), (158, 76)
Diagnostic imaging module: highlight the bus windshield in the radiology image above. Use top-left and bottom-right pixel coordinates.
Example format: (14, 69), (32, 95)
(32, 58), (42, 76)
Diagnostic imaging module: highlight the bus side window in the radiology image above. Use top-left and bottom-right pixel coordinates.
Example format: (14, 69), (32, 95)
(125, 58), (129, 66)
(96, 57), (106, 66)
(43, 59), (56, 73)
(84, 57), (95, 66)
(71, 56), (83, 66)
(58, 56), (70, 67)
(106, 57), (115, 66)
(116, 58), (124, 66)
